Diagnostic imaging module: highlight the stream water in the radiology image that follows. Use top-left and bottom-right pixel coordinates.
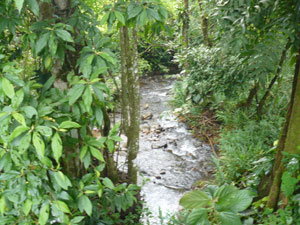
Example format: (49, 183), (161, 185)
(116, 75), (214, 224)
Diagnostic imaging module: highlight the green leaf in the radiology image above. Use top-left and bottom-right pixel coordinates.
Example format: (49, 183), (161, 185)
(146, 8), (160, 20)
(36, 126), (52, 137)
(36, 33), (50, 55)
(70, 216), (85, 223)
(281, 172), (298, 197)
(187, 208), (209, 225)
(49, 35), (58, 56)
(92, 84), (104, 102)
(27, 0), (39, 16)
(54, 171), (72, 190)
(59, 121), (81, 129)
(39, 204), (49, 225)
(55, 29), (73, 42)
(0, 196), (5, 215)
(68, 84), (85, 105)
(215, 185), (246, 212)
(100, 12), (110, 25)
(138, 9), (148, 27)
(53, 200), (71, 214)
(10, 126), (29, 141)
(78, 195), (92, 216)
(218, 211), (242, 225)
(12, 112), (26, 126)
(83, 86), (92, 112)
(90, 146), (104, 162)
(180, 190), (211, 209)
(33, 131), (45, 157)
(2, 77), (15, 99)
(102, 177), (115, 189)
(23, 199), (32, 216)
(106, 139), (114, 152)
(80, 145), (88, 160)
(42, 76), (55, 92)
(12, 89), (24, 108)
(115, 11), (125, 25)
(22, 106), (37, 118)
(128, 4), (143, 19)
(15, 0), (24, 13)
(99, 52), (115, 65)
(228, 190), (253, 212)
(52, 133), (62, 163)
(95, 107), (103, 126)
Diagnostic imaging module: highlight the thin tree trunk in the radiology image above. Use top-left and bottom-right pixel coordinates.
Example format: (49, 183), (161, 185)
(237, 82), (259, 108)
(257, 41), (289, 118)
(127, 26), (140, 184)
(120, 26), (129, 135)
(120, 26), (140, 184)
(182, 0), (189, 48)
(197, 0), (212, 47)
(267, 42), (300, 209)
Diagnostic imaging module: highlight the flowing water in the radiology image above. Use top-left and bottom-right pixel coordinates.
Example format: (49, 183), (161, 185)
(115, 75), (214, 224)
(132, 75), (214, 224)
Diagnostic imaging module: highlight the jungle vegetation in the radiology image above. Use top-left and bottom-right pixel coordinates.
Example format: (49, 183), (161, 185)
(0, 0), (299, 224)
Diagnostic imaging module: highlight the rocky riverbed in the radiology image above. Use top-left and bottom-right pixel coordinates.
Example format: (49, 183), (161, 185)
(118, 75), (214, 224)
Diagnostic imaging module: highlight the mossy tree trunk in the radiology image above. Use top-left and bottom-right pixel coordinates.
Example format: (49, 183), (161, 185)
(182, 0), (189, 48)
(267, 43), (300, 208)
(197, 0), (212, 47)
(120, 26), (140, 184)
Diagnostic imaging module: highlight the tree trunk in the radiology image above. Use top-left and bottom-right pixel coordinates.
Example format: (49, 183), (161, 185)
(257, 41), (289, 118)
(197, 0), (212, 47)
(267, 43), (300, 209)
(182, 0), (189, 48)
(120, 26), (140, 184)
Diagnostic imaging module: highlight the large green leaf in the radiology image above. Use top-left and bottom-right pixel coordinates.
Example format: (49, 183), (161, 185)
(187, 208), (210, 225)
(68, 84), (85, 105)
(51, 133), (62, 163)
(15, 0), (24, 13)
(100, 12), (110, 25)
(27, 0), (39, 16)
(82, 86), (92, 112)
(38, 204), (49, 225)
(36, 126), (52, 137)
(53, 171), (72, 190)
(55, 29), (73, 42)
(102, 177), (115, 189)
(36, 33), (50, 55)
(90, 146), (104, 162)
(92, 84), (104, 102)
(12, 112), (26, 126)
(228, 190), (253, 212)
(32, 131), (45, 157)
(22, 106), (37, 118)
(128, 4), (143, 19)
(281, 171), (298, 197)
(218, 211), (242, 225)
(138, 9), (148, 27)
(78, 195), (92, 216)
(95, 107), (103, 126)
(2, 77), (15, 99)
(215, 185), (238, 212)
(59, 121), (81, 129)
(53, 200), (71, 214)
(10, 126), (29, 141)
(180, 190), (211, 209)
(23, 199), (32, 216)
(115, 11), (125, 25)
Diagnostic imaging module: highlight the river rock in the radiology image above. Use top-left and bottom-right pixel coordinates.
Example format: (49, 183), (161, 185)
(151, 143), (168, 149)
(141, 112), (153, 120)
